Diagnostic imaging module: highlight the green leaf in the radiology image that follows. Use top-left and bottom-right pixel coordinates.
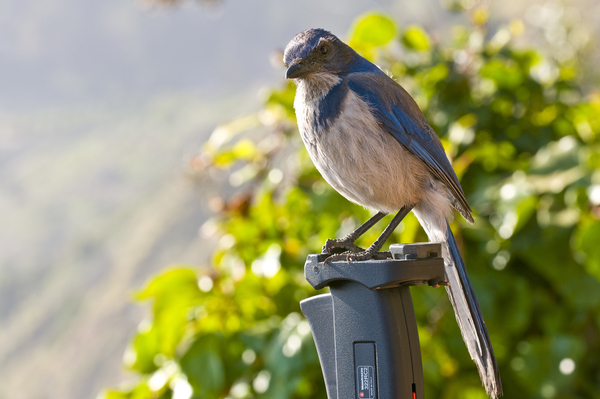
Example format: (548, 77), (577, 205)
(480, 60), (524, 89)
(136, 268), (201, 303)
(130, 329), (160, 373)
(348, 12), (396, 60)
(575, 221), (600, 282)
(402, 25), (430, 50)
(99, 383), (154, 399)
(180, 335), (227, 396)
(349, 12), (396, 46)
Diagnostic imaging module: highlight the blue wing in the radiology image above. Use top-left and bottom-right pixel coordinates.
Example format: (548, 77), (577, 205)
(346, 72), (473, 223)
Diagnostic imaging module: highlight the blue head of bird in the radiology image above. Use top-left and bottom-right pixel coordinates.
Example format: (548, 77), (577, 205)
(283, 28), (374, 80)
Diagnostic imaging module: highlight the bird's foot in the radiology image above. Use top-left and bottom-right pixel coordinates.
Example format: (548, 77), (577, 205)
(322, 237), (364, 255)
(322, 248), (391, 265)
(322, 252), (352, 265)
(347, 248), (391, 262)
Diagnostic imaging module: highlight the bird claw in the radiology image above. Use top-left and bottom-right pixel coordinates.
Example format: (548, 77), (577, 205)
(349, 249), (391, 261)
(322, 252), (352, 265)
(322, 237), (364, 255)
(346, 248), (378, 262)
(322, 249), (391, 265)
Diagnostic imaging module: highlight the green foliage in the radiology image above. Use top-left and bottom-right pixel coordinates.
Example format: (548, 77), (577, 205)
(348, 13), (397, 61)
(102, 9), (600, 399)
(402, 25), (431, 51)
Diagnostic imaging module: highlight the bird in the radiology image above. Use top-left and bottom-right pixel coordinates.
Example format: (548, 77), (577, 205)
(283, 28), (502, 398)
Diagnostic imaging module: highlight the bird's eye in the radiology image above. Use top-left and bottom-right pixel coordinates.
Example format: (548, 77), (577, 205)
(319, 45), (328, 55)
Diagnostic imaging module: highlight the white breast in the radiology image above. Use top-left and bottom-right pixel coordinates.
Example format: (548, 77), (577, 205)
(294, 81), (432, 214)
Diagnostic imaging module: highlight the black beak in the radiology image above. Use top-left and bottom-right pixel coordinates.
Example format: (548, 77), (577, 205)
(285, 61), (309, 79)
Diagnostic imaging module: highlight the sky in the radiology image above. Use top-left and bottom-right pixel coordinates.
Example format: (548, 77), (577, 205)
(1, 0), (398, 111)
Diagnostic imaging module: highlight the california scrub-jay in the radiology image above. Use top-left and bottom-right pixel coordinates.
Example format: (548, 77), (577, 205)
(283, 29), (502, 398)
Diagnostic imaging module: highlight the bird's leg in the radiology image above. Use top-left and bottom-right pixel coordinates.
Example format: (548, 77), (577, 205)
(323, 211), (387, 255)
(324, 206), (413, 264)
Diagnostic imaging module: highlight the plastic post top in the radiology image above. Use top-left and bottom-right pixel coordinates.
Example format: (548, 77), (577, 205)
(304, 243), (446, 290)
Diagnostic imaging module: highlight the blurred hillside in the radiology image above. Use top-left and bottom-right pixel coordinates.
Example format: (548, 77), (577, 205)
(0, 93), (256, 398)
(1, 0), (599, 399)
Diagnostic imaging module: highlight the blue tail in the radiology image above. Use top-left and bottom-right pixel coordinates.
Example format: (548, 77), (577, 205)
(444, 222), (502, 398)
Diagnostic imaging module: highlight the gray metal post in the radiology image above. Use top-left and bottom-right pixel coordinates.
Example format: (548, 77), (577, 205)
(300, 243), (446, 399)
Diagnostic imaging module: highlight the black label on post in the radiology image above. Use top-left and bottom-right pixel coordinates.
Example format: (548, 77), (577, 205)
(354, 342), (377, 399)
